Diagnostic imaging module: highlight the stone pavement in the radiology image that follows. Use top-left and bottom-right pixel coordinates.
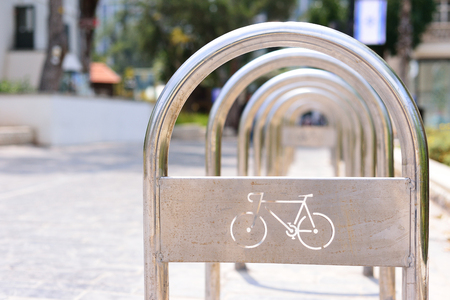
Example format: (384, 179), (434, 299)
(0, 139), (449, 299)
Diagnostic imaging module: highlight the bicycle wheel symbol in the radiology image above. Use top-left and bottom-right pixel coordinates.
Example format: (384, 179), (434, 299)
(230, 212), (267, 249)
(297, 212), (335, 250)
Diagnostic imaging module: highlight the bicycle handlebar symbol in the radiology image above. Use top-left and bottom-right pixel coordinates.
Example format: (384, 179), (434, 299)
(230, 193), (335, 250)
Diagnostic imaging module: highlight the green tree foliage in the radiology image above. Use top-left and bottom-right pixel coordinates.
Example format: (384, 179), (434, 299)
(306, 0), (436, 57)
(137, 0), (296, 86)
(94, 5), (153, 75)
(0, 79), (33, 93)
(307, 0), (347, 31)
(383, 0), (435, 56)
(427, 128), (450, 166)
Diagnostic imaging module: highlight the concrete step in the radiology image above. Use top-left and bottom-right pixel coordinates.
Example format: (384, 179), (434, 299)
(0, 126), (34, 145)
(172, 124), (236, 140)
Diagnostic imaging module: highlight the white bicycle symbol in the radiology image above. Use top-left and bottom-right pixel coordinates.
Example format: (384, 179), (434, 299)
(230, 193), (335, 250)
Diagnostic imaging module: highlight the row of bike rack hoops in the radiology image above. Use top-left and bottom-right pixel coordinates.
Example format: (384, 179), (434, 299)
(143, 22), (429, 300)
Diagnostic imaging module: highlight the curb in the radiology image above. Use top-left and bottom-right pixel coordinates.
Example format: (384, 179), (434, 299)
(172, 124), (206, 140)
(172, 125), (236, 140)
(395, 148), (450, 212)
(0, 126), (34, 145)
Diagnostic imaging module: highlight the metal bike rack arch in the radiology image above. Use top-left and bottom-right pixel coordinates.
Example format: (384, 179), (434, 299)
(144, 22), (428, 300)
(262, 93), (342, 176)
(248, 68), (371, 178)
(260, 99), (341, 177)
(256, 85), (359, 177)
(249, 70), (354, 178)
(222, 50), (396, 287)
(281, 102), (339, 176)
(261, 88), (358, 177)
(261, 91), (343, 177)
(248, 69), (370, 177)
(207, 48), (392, 181)
(252, 81), (352, 176)
(211, 58), (377, 289)
(235, 62), (395, 289)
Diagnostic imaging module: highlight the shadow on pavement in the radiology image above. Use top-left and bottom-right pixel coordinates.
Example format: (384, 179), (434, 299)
(237, 269), (379, 298)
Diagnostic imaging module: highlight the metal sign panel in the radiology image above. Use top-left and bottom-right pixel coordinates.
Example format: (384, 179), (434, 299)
(282, 126), (336, 147)
(158, 177), (410, 267)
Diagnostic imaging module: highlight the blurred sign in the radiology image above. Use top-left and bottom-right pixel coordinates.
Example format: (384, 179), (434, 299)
(134, 68), (156, 102)
(354, 0), (387, 45)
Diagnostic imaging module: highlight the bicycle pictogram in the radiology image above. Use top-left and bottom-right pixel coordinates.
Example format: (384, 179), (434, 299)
(230, 193), (335, 250)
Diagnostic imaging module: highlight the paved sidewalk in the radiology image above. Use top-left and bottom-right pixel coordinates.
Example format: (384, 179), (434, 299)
(0, 139), (448, 299)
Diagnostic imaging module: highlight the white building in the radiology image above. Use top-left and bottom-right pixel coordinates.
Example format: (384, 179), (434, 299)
(0, 0), (81, 89)
(95, 0), (125, 55)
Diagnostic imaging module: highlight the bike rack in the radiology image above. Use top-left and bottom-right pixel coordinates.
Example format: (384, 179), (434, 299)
(206, 48), (392, 181)
(218, 49), (395, 287)
(144, 22), (428, 300)
(260, 87), (359, 177)
(248, 69), (360, 177)
(262, 91), (343, 177)
(266, 98), (340, 176)
(250, 82), (346, 176)
(281, 102), (339, 176)
(249, 70), (369, 177)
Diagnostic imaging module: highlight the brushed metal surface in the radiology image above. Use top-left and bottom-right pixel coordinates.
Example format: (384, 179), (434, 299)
(159, 177), (410, 267)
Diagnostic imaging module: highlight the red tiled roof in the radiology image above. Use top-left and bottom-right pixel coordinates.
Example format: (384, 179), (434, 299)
(90, 62), (121, 84)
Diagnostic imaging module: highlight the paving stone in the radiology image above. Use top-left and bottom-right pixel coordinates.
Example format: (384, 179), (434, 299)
(0, 139), (448, 299)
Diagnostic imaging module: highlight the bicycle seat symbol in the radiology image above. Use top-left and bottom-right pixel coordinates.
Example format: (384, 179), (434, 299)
(230, 193), (335, 250)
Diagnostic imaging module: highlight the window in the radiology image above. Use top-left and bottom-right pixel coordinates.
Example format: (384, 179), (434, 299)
(416, 60), (450, 126)
(434, 0), (450, 23)
(15, 6), (34, 49)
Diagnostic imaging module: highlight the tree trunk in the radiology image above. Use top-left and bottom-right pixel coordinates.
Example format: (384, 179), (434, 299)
(39, 0), (67, 92)
(397, 0), (413, 84)
(79, 0), (99, 73)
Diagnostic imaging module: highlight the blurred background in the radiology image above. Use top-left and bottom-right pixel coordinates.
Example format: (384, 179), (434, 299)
(0, 0), (449, 161)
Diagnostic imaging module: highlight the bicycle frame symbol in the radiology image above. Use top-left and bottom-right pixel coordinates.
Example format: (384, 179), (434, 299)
(230, 193), (335, 250)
